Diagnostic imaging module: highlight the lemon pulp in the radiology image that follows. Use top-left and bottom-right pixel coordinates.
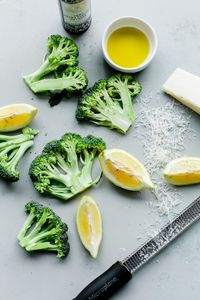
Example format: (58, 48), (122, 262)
(105, 159), (142, 187)
(107, 27), (150, 68)
(76, 195), (102, 258)
(166, 172), (200, 185)
(164, 157), (200, 186)
(0, 113), (30, 129)
(78, 201), (101, 246)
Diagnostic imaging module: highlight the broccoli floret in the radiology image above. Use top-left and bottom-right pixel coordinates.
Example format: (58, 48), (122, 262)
(28, 66), (88, 94)
(29, 133), (106, 201)
(0, 127), (38, 182)
(76, 74), (141, 134)
(17, 201), (69, 258)
(23, 35), (78, 85)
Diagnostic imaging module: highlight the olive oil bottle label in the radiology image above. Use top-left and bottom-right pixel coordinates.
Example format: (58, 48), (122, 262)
(60, 0), (91, 33)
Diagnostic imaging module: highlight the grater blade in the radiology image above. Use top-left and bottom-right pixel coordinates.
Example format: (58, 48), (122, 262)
(122, 196), (200, 273)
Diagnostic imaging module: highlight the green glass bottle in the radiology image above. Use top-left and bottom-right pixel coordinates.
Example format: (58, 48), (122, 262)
(58, 0), (91, 34)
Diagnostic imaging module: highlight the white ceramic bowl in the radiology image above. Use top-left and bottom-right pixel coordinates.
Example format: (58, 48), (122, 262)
(102, 16), (158, 73)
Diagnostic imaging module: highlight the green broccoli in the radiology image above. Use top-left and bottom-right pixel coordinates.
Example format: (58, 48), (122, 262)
(0, 127), (38, 182)
(76, 74), (142, 134)
(17, 201), (69, 258)
(29, 133), (106, 201)
(23, 35), (78, 86)
(27, 66), (88, 94)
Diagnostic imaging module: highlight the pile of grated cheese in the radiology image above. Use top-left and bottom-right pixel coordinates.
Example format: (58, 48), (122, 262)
(134, 92), (195, 217)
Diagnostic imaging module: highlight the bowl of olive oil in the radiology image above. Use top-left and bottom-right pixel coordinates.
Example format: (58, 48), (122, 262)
(102, 17), (158, 73)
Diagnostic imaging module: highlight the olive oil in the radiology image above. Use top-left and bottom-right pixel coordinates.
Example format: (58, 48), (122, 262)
(107, 27), (150, 68)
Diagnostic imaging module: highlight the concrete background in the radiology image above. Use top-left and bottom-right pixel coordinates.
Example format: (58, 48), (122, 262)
(1, 0), (200, 299)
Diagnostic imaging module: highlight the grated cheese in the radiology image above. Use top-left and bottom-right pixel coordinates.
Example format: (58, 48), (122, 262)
(134, 93), (195, 216)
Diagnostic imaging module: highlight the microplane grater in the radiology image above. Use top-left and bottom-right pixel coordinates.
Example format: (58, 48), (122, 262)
(73, 196), (200, 300)
(122, 195), (200, 273)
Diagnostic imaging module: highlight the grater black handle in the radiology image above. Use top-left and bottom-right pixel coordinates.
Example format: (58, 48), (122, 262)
(72, 261), (132, 300)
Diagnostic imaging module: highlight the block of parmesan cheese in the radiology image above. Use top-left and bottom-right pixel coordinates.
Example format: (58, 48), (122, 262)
(163, 68), (200, 114)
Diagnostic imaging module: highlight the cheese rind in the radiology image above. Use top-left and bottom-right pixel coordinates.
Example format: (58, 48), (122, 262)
(163, 68), (200, 114)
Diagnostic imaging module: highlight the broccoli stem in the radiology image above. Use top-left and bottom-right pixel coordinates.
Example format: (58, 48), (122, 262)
(118, 83), (136, 121)
(111, 116), (132, 133)
(47, 185), (74, 201)
(19, 213), (50, 247)
(40, 163), (86, 199)
(62, 146), (80, 176)
(70, 175), (87, 193)
(57, 154), (71, 174)
(29, 77), (81, 93)
(23, 59), (53, 85)
(0, 133), (26, 141)
(19, 223), (41, 247)
(43, 162), (72, 187)
(26, 242), (59, 252)
(7, 141), (34, 171)
(0, 135), (32, 150)
(53, 172), (71, 187)
(0, 143), (19, 158)
(24, 228), (56, 246)
(46, 177), (90, 201)
(39, 163), (86, 199)
(79, 151), (95, 184)
(94, 107), (132, 133)
(17, 213), (36, 241)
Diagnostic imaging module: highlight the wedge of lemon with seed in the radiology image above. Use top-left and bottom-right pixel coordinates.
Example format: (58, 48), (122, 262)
(76, 195), (102, 258)
(164, 157), (200, 186)
(98, 149), (154, 191)
(0, 103), (38, 132)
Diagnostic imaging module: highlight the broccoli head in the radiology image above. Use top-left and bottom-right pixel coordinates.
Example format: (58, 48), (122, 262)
(76, 74), (141, 134)
(23, 35), (78, 86)
(17, 201), (70, 258)
(0, 127), (38, 182)
(29, 133), (106, 201)
(28, 66), (88, 94)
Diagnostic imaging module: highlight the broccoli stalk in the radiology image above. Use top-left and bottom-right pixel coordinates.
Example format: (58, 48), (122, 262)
(23, 35), (78, 85)
(28, 67), (88, 93)
(0, 127), (38, 182)
(18, 201), (70, 258)
(76, 74), (142, 134)
(76, 135), (104, 185)
(29, 133), (106, 201)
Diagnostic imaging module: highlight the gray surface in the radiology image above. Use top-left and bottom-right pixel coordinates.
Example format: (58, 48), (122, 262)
(1, 0), (200, 299)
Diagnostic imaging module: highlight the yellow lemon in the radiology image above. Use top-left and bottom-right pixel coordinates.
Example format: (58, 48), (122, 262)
(76, 195), (102, 258)
(98, 149), (154, 191)
(164, 157), (200, 186)
(0, 103), (38, 132)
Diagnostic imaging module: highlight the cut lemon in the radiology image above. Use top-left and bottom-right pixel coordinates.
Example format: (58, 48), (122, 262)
(0, 103), (38, 132)
(98, 149), (154, 191)
(164, 157), (200, 186)
(76, 195), (102, 258)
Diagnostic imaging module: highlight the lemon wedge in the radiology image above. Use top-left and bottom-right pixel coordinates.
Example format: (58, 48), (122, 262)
(0, 103), (38, 132)
(164, 157), (200, 186)
(98, 149), (154, 191)
(76, 195), (102, 258)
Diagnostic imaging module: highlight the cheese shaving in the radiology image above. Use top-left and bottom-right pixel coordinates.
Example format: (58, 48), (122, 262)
(135, 93), (195, 216)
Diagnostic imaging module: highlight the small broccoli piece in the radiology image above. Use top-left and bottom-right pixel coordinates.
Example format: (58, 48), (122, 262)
(23, 35), (78, 85)
(0, 127), (38, 182)
(17, 201), (70, 258)
(29, 133), (106, 201)
(28, 66), (88, 94)
(76, 74), (141, 134)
